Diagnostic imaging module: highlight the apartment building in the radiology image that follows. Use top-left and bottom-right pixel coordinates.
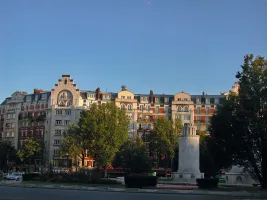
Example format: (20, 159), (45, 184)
(0, 74), (234, 168)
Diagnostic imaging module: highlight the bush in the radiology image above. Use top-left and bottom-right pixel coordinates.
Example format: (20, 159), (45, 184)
(124, 174), (158, 188)
(22, 173), (41, 181)
(196, 178), (219, 189)
(96, 178), (120, 185)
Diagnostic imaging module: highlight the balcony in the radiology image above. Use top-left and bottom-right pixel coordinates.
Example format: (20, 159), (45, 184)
(172, 100), (194, 105)
(194, 120), (208, 124)
(115, 98), (137, 103)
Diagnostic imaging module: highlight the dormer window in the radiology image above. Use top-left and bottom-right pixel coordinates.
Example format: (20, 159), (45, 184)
(127, 96), (131, 99)
(121, 96), (125, 99)
(64, 79), (67, 84)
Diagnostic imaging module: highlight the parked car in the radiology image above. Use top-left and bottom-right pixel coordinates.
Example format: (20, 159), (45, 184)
(6, 172), (23, 181)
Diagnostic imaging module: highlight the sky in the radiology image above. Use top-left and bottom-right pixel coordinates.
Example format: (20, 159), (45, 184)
(0, 0), (267, 102)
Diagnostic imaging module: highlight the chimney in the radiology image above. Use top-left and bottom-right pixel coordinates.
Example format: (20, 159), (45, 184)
(96, 87), (101, 100)
(202, 91), (205, 96)
(149, 90), (154, 103)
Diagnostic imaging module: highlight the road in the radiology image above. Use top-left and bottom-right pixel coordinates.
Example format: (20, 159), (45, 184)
(0, 186), (263, 200)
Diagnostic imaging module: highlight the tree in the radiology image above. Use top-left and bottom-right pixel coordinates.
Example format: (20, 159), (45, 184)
(60, 124), (88, 168)
(209, 54), (267, 188)
(61, 102), (130, 176)
(0, 139), (16, 172)
(17, 137), (42, 168)
(148, 118), (182, 176)
(113, 137), (152, 174)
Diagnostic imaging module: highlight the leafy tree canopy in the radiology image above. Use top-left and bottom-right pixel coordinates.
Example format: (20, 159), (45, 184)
(113, 137), (152, 174)
(17, 137), (42, 162)
(209, 54), (267, 188)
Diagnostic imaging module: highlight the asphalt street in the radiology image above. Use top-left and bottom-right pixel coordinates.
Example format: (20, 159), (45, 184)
(0, 186), (263, 200)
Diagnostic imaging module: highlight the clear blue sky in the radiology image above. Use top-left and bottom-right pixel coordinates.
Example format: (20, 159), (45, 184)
(0, 0), (266, 102)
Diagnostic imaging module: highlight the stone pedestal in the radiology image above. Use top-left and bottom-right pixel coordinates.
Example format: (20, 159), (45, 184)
(173, 123), (204, 184)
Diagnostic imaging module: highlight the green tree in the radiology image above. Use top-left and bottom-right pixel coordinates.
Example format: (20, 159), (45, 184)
(17, 137), (42, 171)
(148, 118), (182, 176)
(60, 124), (88, 168)
(0, 139), (16, 172)
(113, 137), (152, 174)
(61, 102), (130, 176)
(209, 54), (267, 188)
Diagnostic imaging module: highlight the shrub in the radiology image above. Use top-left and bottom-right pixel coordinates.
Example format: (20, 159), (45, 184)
(124, 174), (158, 188)
(96, 178), (120, 185)
(196, 178), (219, 189)
(22, 173), (41, 181)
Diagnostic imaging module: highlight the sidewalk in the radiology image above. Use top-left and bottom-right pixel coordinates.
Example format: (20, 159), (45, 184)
(0, 180), (267, 198)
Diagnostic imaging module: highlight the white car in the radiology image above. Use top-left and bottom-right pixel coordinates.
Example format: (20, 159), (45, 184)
(6, 172), (23, 181)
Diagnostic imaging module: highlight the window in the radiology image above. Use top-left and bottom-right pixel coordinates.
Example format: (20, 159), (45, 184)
(184, 98), (188, 101)
(90, 94), (95, 98)
(54, 140), (61, 145)
(215, 98), (219, 104)
(197, 116), (201, 122)
(197, 107), (201, 114)
(155, 106), (159, 114)
(141, 97), (148, 101)
(66, 101), (72, 106)
(184, 106), (189, 112)
(121, 96), (125, 99)
(155, 98), (160, 103)
(206, 116), (210, 123)
(165, 106), (169, 114)
(206, 98), (210, 104)
(56, 110), (62, 115)
(64, 120), (70, 125)
(11, 132), (14, 137)
(59, 101), (64, 106)
(11, 122), (15, 128)
(41, 93), (47, 100)
(127, 105), (132, 110)
(55, 120), (62, 125)
(206, 107), (210, 114)
(146, 105), (150, 112)
(164, 98), (169, 103)
(121, 104), (125, 109)
(65, 110), (71, 115)
(55, 130), (61, 136)
(127, 96), (131, 99)
(140, 105), (144, 111)
(184, 115), (191, 120)
(197, 126), (201, 130)
(178, 106), (182, 112)
(210, 98), (215, 104)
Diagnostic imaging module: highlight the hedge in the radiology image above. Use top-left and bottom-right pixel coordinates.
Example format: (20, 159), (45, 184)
(124, 174), (158, 188)
(196, 178), (219, 189)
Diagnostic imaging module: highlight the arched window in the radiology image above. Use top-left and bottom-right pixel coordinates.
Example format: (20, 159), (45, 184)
(59, 101), (64, 106)
(178, 106), (182, 112)
(128, 104), (132, 110)
(121, 104), (125, 109)
(66, 101), (72, 107)
(184, 106), (189, 112)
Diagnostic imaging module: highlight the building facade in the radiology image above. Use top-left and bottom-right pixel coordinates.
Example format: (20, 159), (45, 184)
(0, 74), (235, 168)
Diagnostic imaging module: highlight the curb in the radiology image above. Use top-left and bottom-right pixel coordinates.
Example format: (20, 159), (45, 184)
(0, 183), (267, 198)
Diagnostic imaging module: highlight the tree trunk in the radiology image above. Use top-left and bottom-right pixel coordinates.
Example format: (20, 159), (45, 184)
(104, 166), (108, 178)
(164, 153), (167, 177)
(261, 134), (267, 189)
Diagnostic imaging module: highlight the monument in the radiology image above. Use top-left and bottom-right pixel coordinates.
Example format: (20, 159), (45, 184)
(173, 123), (204, 184)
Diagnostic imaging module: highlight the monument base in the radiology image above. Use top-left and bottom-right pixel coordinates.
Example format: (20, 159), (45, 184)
(172, 172), (204, 184)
